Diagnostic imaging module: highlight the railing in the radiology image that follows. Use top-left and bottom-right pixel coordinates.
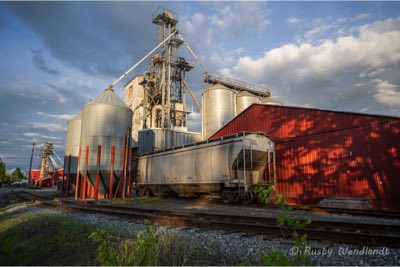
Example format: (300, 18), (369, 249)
(204, 73), (270, 97)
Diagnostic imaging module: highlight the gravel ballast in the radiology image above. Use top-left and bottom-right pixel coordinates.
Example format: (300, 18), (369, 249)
(2, 203), (400, 266)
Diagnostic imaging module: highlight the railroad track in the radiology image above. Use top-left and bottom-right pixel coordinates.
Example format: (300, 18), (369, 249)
(194, 196), (400, 219)
(12, 190), (400, 248)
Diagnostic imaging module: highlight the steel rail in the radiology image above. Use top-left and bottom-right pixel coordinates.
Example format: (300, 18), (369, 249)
(12, 190), (400, 248)
(193, 196), (400, 219)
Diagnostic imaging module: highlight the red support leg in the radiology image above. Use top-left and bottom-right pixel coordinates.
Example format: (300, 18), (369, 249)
(122, 131), (128, 200)
(66, 154), (72, 198)
(95, 145), (101, 201)
(62, 155), (67, 198)
(109, 145), (115, 200)
(82, 145), (89, 200)
(127, 130), (132, 197)
(75, 147), (81, 200)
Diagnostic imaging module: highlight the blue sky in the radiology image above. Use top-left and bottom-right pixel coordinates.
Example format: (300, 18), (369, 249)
(0, 1), (399, 171)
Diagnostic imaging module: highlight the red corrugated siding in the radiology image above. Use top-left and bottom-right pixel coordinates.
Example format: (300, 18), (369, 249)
(211, 104), (400, 210)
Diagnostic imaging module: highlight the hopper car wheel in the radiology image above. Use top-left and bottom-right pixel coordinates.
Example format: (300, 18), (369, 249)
(221, 190), (239, 204)
(138, 187), (150, 198)
(241, 192), (254, 205)
(221, 193), (230, 204)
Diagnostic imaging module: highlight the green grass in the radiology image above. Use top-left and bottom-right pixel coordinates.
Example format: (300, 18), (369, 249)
(0, 212), (98, 266)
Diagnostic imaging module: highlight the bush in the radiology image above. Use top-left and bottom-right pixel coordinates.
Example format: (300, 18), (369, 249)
(90, 220), (204, 266)
(249, 185), (312, 266)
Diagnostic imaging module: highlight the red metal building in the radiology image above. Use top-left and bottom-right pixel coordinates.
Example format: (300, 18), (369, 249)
(30, 168), (64, 188)
(211, 104), (400, 210)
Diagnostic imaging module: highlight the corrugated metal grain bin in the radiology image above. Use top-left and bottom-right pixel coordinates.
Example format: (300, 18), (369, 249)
(138, 128), (202, 154)
(211, 104), (400, 210)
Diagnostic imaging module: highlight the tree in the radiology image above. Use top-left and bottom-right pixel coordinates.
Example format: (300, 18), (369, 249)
(0, 157), (7, 184)
(9, 167), (25, 182)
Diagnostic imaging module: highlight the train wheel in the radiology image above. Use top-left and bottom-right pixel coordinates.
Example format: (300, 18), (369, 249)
(137, 187), (149, 197)
(221, 190), (239, 203)
(221, 191), (230, 203)
(241, 192), (253, 205)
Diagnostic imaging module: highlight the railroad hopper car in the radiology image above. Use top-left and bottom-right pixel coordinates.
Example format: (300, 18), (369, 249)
(135, 132), (275, 203)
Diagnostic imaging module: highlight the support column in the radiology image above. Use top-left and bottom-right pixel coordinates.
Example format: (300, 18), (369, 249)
(109, 145), (115, 200)
(122, 130), (128, 199)
(95, 145), (101, 201)
(66, 154), (71, 198)
(127, 130), (132, 197)
(82, 145), (89, 200)
(62, 155), (66, 198)
(75, 147), (81, 200)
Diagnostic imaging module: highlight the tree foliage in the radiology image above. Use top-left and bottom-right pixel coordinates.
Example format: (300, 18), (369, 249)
(0, 158), (26, 184)
(9, 167), (26, 182)
(0, 158), (7, 183)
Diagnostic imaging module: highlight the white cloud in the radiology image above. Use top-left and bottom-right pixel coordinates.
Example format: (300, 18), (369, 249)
(355, 13), (371, 20)
(22, 132), (39, 138)
(209, 2), (269, 34)
(372, 79), (400, 108)
(187, 110), (202, 132)
(304, 23), (337, 41)
(231, 18), (400, 85)
(23, 132), (59, 140)
(222, 17), (400, 113)
(30, 122), (65, 132)
(360, 68), (386, 78)
(36, 112), (74, 121)
(287, 16), (301, 25)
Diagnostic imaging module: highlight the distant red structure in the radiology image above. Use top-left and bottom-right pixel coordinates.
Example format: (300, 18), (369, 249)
(30, 168), (64, 187)
(211, 104), (400, 210)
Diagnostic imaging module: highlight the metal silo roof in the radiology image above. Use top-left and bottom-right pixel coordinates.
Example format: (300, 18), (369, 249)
(86, 88), (128, 108)
(68, 111), (82, 121)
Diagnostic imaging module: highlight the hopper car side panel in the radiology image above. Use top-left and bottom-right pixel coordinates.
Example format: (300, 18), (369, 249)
(135, 133), (275, 200)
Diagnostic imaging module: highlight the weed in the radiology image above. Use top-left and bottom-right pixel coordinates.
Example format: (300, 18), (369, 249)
(90, 220), (206, 266)
(0, 214), (97, 265)
(253, 184), (275, 204)
(250, 185), (312, 266)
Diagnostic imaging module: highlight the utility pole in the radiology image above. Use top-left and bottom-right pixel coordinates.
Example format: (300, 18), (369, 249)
(28, 142), (35, 187)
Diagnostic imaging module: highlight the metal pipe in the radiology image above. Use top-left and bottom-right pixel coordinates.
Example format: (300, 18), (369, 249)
(166, 24), (172, 131)
(182, 79), (201, 112)
(177, 33), (208, 74)
(107, 30), (177, 90)
(28, 142), (35, 187)
(95, 145), (101, 200)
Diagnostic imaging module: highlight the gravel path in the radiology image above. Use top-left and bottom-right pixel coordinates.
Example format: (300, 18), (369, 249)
(3, 203), (400, 266)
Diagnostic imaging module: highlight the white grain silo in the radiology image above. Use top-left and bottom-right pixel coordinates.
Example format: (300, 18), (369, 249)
(79, 88), (133, 199)
(202, 83), (236, 139)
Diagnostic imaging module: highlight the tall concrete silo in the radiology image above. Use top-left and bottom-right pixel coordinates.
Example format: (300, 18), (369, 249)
(64, 112), (82, 190)
(79, 88), (133, 198)
(202, 83), (236, 139)
(236, 91), (260, 115)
